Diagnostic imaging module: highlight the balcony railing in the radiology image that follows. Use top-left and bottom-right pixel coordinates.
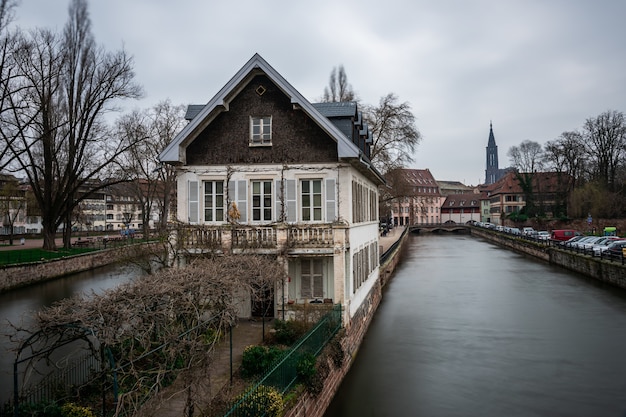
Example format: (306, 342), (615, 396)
(287, 225), (334, 247)
(177, 223), (340, 253)
(232, 226), (277, 249)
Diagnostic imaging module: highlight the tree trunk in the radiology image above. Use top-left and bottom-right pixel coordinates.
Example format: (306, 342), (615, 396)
(63, 212), (72, 249)
(42, 224), (57, 251)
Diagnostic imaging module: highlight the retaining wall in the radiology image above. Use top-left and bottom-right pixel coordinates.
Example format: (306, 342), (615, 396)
(0, 243), (155, 293)
(284, 230), (409, 417)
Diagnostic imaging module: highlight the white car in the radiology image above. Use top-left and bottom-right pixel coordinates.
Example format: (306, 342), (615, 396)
(536, 231), (550, 240)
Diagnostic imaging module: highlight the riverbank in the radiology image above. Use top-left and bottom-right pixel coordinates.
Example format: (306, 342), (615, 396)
(470, 227), (626, 289)
(0, 241), (156, 293)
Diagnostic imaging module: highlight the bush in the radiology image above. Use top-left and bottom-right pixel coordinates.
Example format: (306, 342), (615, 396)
(272, 320), (309, 346)
(235, 385), (283, 417)
(60, 403), (95, 417)
(296, 352), (317, 384)
(241, 345), (285, 378)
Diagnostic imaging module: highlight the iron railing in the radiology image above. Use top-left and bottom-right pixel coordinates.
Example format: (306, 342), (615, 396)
(224, 304), (342, 417)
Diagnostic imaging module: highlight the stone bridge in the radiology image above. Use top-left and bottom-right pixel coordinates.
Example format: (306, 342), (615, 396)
(409, 223), (471, 234)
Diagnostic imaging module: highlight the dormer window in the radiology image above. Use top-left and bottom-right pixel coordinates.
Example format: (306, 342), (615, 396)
(250, 116), (272, 146)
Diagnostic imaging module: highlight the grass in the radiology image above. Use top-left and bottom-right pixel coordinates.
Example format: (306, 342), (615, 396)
(0, 246), (99, 266)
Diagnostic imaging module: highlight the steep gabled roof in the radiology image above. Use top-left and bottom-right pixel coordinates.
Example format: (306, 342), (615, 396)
(159, 54), (363, 165)
(442, 193), (480, 209)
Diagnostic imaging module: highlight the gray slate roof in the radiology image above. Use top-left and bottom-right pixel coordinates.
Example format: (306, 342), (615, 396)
(312, 102), (357, 118)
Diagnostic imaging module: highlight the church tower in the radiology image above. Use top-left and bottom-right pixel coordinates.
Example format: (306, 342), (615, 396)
(485, 122), (499, 184)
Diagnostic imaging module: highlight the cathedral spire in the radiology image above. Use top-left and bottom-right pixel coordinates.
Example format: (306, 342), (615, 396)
(485, 121), (499, 184)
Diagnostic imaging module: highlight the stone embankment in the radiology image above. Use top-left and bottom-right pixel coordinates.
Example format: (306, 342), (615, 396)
(0, 243), (157, 293)
(284, 228), (409, 417)
(471, 227), (626, 289)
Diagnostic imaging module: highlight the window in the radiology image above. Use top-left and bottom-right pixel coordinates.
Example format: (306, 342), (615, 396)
(252, 180), (272, 221)
(204, 181), (224, 222)
(301, 179), (322, 221)
(301, 259), (323, 299)
(250, 116), (272, 145)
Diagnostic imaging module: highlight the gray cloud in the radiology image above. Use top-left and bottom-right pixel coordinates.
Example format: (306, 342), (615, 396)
(13, 0), (626, 184)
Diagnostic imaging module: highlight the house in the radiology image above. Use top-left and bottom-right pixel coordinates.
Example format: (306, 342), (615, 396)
(159, 54), (385, 324)
(486, 170), (572, 225)
(386, 168), (443, 226)
(440, 192), (481, 224)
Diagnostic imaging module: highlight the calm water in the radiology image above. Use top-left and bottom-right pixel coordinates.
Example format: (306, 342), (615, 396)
(0, 262), (142, 404)
(325, 234), (626, 417)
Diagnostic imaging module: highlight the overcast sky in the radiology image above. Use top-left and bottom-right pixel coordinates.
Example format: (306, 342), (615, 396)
(12, 0), (626, 185)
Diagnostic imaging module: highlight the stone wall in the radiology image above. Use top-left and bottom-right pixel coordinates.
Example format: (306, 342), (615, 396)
(284, 231), (408, 417)
(0, 243), (155, 293)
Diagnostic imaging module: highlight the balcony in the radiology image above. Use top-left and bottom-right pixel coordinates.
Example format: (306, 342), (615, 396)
(176, 223), (344, 255)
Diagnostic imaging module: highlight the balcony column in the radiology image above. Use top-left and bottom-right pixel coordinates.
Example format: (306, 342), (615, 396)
(222, 228), (233, 254)
(332, 226), (347, 308)
(276, 224), (288, 252)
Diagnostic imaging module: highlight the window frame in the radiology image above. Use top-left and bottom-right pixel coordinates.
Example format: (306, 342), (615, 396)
(203, 180), (225, 223)
(300, 179), (323, 222)
(249, 116), (272, 146)
(251, 180), (273, 222)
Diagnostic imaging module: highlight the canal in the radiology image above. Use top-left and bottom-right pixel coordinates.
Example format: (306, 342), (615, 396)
(325, 233), (626, 417)
(0, 262), (142, 404)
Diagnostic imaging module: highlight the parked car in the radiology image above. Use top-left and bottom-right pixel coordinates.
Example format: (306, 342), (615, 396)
(605, 240), (626, 258)
(522, 227), (536, 236)
(561, 235), (585, 246)
(592, 237), (625, 256)
(536, 231), (550, 240)
(569, 236), (600, 249)
(551, 229), (579, 242)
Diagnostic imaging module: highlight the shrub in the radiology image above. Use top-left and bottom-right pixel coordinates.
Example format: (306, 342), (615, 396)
(61, 402), (95, 417)
(235, 385), (283, 417)
(241, 345), (285, 378)
(272, 320), (309, 346)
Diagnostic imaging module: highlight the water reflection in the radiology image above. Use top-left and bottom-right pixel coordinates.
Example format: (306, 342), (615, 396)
(325, 234), (626, 417)
(0, 262), (142, 403)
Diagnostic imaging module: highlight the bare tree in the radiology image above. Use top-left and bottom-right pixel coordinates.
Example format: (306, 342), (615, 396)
(507, 140), (544, 218)
(365, 93), (421, 174)
(581, 110), (626, 192)
(117, 100), (184, 239)
(14, 254), (285, 416)
(0, 0), (143, 250)
(0, 0), (20, 170)
(507, 140), (544, 173)
(543, 130), (587, 188)
(322, 65), (356, 103)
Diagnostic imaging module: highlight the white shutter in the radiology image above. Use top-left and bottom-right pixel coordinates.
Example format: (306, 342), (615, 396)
(275, 180), (283, 222)
(325, 178), (336, 222)
(285, 179), (297, 223)
(188, 181), (198, 223)
(237, 180), (247, 223)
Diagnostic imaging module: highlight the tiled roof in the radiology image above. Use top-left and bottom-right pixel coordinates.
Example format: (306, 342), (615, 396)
(442, 193), (480, 208)
(312, 102), (357, 118)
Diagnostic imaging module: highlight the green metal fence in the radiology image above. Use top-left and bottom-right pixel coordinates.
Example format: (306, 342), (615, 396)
(224, 304), (342, 417)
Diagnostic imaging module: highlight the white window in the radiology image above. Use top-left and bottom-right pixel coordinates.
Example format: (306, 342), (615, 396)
(204, 181), (224, 222)
(252, 180), (272, 222)
(250, 116), (272, 145)
(301, 259), (323, 299)
(301, 179), (322, 221)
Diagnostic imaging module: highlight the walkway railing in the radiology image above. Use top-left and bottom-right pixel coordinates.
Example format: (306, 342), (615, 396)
(224, 304), (342, 417)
